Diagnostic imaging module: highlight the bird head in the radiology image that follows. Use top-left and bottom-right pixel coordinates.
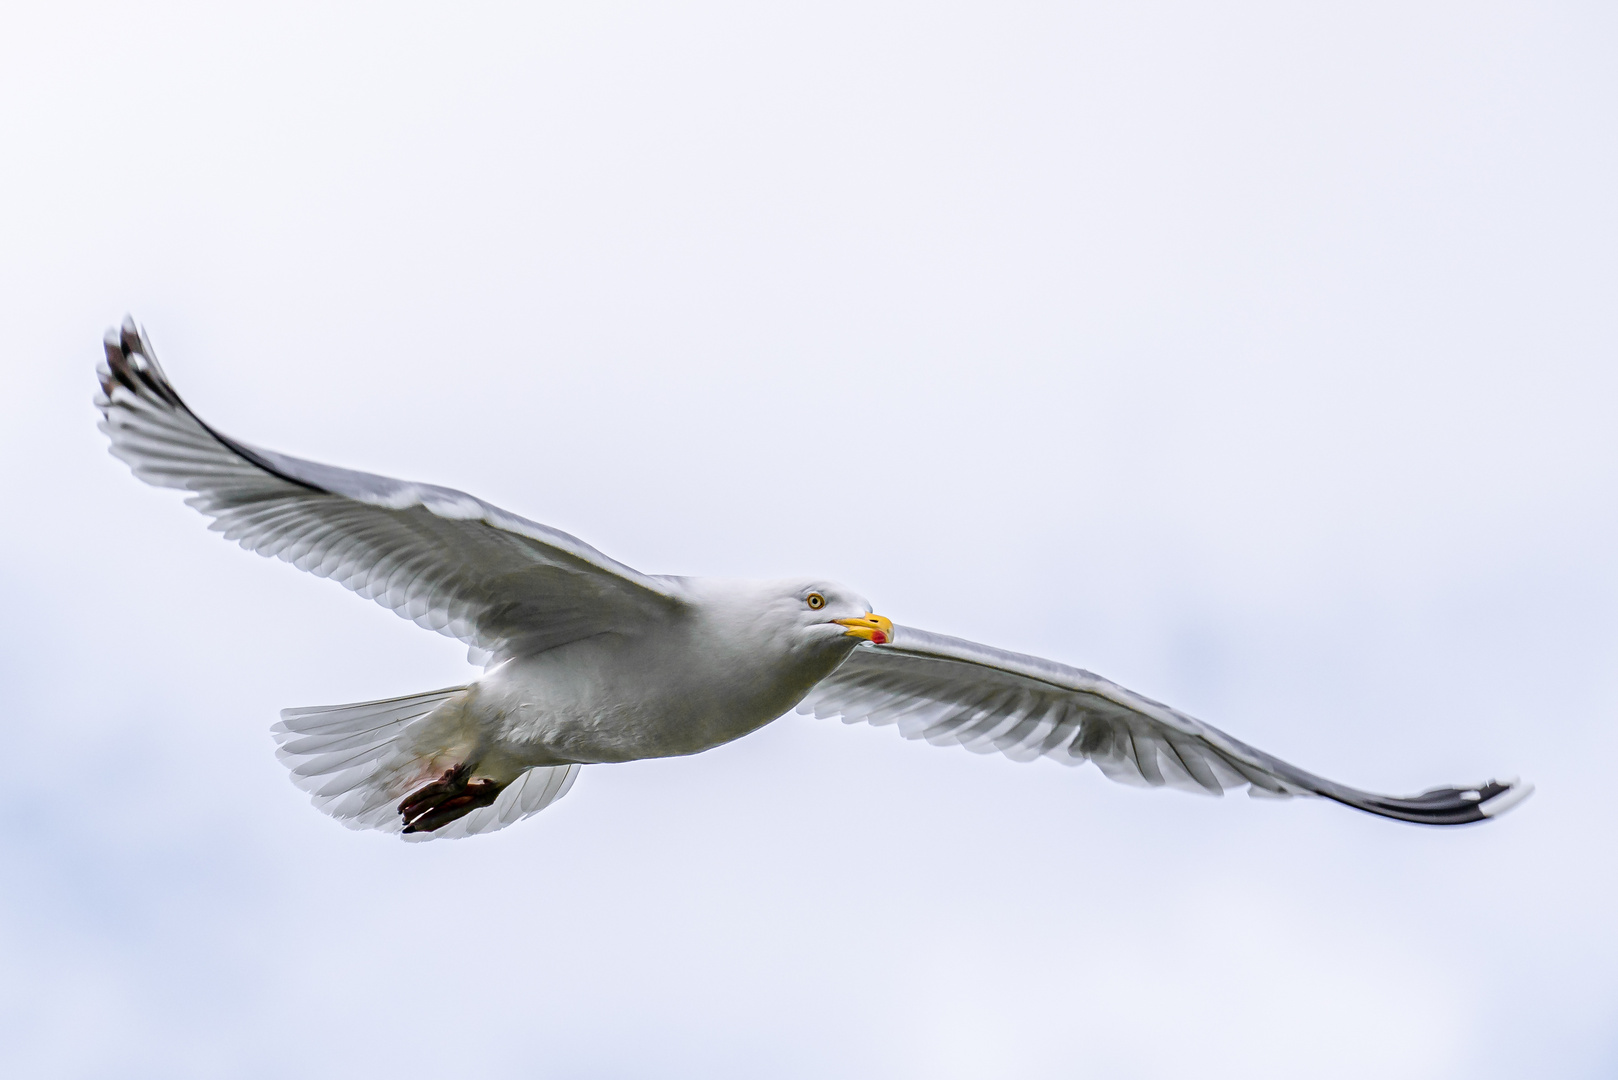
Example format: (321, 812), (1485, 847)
(786, 581), (893, 646)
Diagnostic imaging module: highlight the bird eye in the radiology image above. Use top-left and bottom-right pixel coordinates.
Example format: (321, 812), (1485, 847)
(806, 593), (826, 610)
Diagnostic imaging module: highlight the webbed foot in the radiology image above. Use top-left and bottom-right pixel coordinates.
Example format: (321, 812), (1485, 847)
(398, 763), (504, 833)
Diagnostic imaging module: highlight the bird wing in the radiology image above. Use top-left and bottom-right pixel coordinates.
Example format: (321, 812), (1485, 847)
(801, 624), (1531, 825)
(96, 317), (685, 665)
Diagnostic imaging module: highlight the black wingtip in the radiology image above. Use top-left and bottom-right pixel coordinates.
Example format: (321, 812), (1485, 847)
(119, 314), (141, 357)
(101, 319), (138, 398)
(98, 315), (181, 407)
(1325, 777), (1533, 826)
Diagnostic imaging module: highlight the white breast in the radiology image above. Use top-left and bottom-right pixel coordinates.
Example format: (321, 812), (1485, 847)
(467, 584), (853, 766)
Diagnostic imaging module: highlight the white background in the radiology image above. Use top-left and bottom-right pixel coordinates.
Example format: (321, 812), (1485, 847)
(1, 3), (1613, 1076)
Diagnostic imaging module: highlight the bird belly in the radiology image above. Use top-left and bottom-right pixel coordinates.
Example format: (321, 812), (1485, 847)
(466, 634), (844, 768)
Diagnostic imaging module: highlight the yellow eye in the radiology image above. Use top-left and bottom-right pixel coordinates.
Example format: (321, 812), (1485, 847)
(806, 592), (826, 610)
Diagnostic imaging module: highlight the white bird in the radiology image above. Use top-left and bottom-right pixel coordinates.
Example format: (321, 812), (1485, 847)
(96, 317), (1532, 840)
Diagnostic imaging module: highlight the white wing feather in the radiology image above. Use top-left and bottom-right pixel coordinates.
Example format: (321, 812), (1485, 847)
(802, 625), (1532, 825)
(95, 317), (685, 668)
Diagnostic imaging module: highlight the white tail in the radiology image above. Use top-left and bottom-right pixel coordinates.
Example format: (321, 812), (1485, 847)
(271, 687), (582, 841)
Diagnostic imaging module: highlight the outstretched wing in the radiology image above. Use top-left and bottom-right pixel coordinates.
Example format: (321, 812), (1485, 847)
(802, 624), (1531, 825)
(96, 316), (686, 665)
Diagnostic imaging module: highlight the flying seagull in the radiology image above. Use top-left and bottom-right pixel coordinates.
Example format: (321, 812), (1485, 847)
(95, 317), (1531, 840)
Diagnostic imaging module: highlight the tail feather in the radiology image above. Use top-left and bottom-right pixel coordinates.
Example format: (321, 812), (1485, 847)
(271, 686), (581, 840)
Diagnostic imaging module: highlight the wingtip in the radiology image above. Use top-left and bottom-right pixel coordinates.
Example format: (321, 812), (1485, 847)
(119, 314), (143, 359)
(1478, 778), (1533, 819)
(103, 314), (150, 362)
(100, 319), (137, 397)
(1319, 773), (1535, 826)
(97, 315), (181, 406)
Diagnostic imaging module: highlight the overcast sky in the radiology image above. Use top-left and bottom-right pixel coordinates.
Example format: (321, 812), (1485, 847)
(2, 3), (1615, 1077)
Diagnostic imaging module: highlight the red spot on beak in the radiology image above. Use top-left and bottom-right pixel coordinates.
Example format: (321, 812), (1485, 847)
(871, 630), (888, 644)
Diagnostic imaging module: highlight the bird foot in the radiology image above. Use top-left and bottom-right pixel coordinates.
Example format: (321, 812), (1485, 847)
(399, 763), (504, 833)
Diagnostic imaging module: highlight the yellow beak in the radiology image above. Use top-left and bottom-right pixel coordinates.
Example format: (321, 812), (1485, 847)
(835, 613), (894, 645)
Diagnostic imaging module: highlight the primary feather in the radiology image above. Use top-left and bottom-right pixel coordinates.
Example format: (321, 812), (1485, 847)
(800, 626), (1531, 824)
(96, 318), (683, 671)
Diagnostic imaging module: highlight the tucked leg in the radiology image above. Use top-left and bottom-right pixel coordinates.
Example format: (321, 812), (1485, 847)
(398, 763), (505, 833)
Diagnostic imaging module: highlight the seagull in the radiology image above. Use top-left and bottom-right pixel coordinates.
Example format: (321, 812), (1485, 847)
(95, 317), (1531, 840)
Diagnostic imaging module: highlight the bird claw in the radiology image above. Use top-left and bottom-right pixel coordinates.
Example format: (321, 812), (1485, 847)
(399, 763), (504, 833)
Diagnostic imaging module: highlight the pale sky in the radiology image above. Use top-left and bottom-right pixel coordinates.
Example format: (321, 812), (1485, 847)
(2, 3), (1615, 1077)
